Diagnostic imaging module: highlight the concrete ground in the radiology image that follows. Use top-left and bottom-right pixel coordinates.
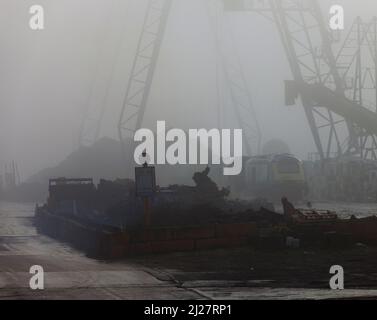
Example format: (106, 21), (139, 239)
(1, 201), (377, 300)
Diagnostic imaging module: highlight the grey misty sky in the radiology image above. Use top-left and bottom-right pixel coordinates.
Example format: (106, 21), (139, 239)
(0, 0), (376, 179)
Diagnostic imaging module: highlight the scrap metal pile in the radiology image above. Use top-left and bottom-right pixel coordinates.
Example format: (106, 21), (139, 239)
(43, 168), (282, 230)
(117, 167), (280, 227)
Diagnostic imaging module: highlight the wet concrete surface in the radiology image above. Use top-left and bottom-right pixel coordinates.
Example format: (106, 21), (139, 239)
(0, 201), (199, 300)
(1, 201), (377, 300)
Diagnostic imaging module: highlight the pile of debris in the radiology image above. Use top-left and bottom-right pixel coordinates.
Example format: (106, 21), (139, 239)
(42, 167), (280, 229)
(138, 167), (280, 227)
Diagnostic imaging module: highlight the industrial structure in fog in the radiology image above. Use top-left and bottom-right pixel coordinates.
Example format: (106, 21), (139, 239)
(0, 161), (20, 192)
(76, 0), (377, 202)
(116, 0), (262, 172)
(225, 0), (377, 201)
(79, 0), (377, 161)
(225, 0), (377, 161)
(79, 0), (262, 165)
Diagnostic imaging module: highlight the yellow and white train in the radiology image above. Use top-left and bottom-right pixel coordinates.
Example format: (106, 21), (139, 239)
(227, 154), (307, 201)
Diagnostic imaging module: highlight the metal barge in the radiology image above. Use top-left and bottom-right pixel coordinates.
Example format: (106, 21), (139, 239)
(35, 177), (377, 259)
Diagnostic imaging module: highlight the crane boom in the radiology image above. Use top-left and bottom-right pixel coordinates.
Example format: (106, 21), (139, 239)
(223, 0), (377, 159)
(118, 0), (173, 171)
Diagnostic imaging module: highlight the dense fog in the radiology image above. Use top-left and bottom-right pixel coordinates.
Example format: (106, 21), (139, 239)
(0, 0), (376, 181)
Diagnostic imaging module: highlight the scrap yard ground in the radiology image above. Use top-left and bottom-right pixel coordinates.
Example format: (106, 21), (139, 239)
(1, 201), (377, 300)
